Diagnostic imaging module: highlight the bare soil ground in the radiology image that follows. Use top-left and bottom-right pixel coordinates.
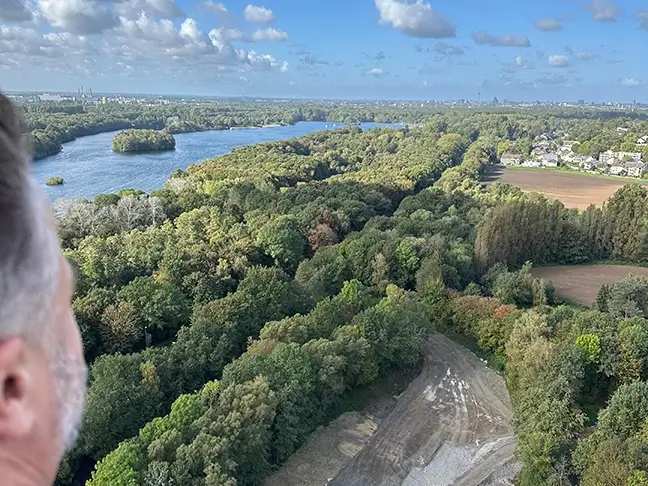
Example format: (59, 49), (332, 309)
(532, 264), (648, 306)
(265, 371), (413, 486)
(483, 165), (644, 210)
(328, 333), (519, 486)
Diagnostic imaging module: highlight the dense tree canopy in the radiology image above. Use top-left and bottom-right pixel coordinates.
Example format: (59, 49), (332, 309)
(41, 106), (648, 486)
(112, 129), (176, 153)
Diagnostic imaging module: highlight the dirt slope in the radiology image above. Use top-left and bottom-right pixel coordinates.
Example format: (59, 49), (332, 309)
(329, 333), (519, 486)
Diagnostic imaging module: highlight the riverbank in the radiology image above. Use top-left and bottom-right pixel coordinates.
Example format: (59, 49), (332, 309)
(32, 120), (384, 160)
(33, 122), (401, 202)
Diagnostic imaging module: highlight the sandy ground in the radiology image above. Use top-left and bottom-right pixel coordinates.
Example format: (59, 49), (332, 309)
(265, 372), (410, 486)
(532, 264), (648, 306)
(484, 165), (645, 210)
(327, 333), (519, 486)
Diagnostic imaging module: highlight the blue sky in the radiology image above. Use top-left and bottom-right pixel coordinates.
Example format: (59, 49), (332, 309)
(1, 0), (647, 101)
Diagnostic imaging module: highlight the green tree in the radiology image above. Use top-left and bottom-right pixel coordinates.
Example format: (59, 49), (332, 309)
(256, 216), (306, 272)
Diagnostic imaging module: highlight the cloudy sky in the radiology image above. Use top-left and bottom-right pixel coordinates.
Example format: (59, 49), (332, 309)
(1, 0), (647, 101)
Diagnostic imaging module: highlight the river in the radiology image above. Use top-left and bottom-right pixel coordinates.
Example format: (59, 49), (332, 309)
(32, 122), (400, 202)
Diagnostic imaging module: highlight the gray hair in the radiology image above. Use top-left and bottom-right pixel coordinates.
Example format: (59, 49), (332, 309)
(0, 94), (60, 343)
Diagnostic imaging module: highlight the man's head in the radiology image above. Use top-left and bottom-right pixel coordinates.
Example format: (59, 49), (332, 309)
(0, 94), (87, 484)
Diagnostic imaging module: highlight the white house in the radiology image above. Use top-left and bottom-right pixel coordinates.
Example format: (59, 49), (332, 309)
(599, 150), (616, 165)
(620, 151), (643, 162)
(562, 140), (579, 151)
(637, 135), (648, 146)
(500, 153), (524, 166)
(625, 161), (648, 178)
(600, 150), (642, 164)
(522, 160), (541, 168)
(582, 157), (598, 171)
(542, 153), (559, 167)
(609, 161), (626, 176)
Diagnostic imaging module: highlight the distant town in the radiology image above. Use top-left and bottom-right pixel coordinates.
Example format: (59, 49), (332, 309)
(6, 89), (648, 112)
(500, 131), (648, 179)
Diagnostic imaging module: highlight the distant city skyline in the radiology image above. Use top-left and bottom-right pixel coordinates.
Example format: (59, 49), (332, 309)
(1, 0), (647, 102)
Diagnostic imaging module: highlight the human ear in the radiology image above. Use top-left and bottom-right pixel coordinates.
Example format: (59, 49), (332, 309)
(0, 338), (34, 440)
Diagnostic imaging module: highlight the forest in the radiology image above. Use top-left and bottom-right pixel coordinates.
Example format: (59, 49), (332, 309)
(112, 130), (176, 153)
(23, 98), (648, 160)
(47, 108), (648, 486)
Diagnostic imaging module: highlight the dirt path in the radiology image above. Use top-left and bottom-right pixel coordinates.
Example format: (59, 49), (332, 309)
(329, 333), (519, 486)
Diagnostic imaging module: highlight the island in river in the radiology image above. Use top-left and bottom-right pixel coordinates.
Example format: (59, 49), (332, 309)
(112, 129), (176, 153)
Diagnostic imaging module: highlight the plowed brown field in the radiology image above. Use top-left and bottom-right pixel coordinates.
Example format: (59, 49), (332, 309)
(532, 264), (648, 305)
(484, 165), (645, 209)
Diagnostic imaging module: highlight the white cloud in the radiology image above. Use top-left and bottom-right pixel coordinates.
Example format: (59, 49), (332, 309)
(548, 55), (569, 67)
(501, 55), (532, 73)
(535, 73), (569, 85)
(589, 0), (619, 21)
(515, 56), (531, 69)
(208, 27), (243, 49)
(535, 18), (562, 31)
(246, 50), (287, 71)
(114, 0), (184, 20)
(250, 27), (288, 42)
(576, 52), (600, 62)
(39, 0), (120, 35)
(638, 9), (648, 30)
(202, 0), (228, 14)
(0, 6), (290, 84)
(0, 0), (33, 22)
(244, 4), (275, 23)
(375, 0), (456, 38)
(472, 30), (530, 47)
(366, 67), (389, 77)
(0, 25), (100, 75)
(433, 41), (463, 57)
(620, 77), (640, 86)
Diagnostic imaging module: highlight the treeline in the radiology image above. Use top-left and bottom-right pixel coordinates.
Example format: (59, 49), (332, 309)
(25, 98), (648, 161)
(112, 129), (176, 153)
(476, 183), (648, 269)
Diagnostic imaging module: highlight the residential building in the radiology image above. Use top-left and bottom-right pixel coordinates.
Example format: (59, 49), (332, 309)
(600, 150), (642, 164)
(39, 94), (76, 102)
(582, 157), (598, 171)
(609, 162), (626, 176)
(620, 151), (643, 162)
(562, 140), (579, 150)
(522, 160), (541, 168)
(500, 153), (523, 166)
(637, 135), (648, 146)
(625, 161), (648, 178)
(542, 153), (559, 167)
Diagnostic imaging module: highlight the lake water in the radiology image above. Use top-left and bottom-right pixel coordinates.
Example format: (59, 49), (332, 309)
(32, 122), (400, 201)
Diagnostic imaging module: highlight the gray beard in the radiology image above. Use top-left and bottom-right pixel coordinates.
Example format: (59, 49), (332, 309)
(51, 346), (88, 453)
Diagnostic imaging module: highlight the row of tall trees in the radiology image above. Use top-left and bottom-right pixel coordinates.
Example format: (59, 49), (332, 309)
(475, 184), (648, 270)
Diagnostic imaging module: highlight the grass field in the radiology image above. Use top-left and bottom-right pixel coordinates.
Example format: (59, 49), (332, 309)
(531, 264), (648, 306)
(484, 165), (646, 210)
